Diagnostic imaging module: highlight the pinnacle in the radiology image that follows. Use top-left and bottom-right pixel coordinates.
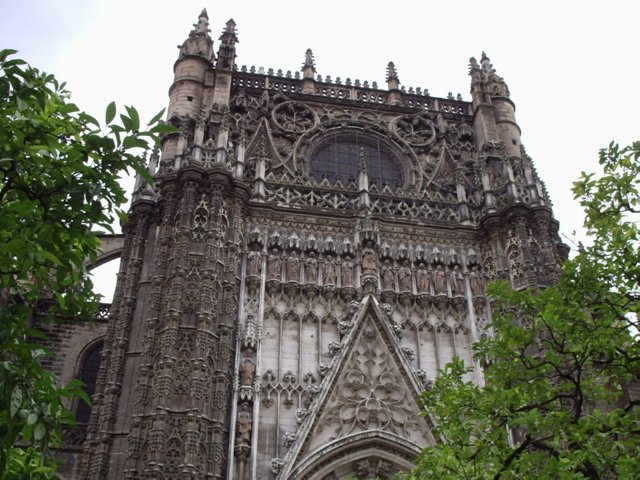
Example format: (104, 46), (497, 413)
(359, 147), (367, 173)
(302, 48), (316, 72)
(386, 61), (399, 82)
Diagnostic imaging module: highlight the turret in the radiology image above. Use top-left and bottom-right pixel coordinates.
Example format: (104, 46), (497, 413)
(161, 10), (215, 165)
(469, 52), (521, 157)
(169, 9), (215, 119)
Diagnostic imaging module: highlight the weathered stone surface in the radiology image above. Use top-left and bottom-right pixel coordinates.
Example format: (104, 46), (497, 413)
(45, 11), (567, 480)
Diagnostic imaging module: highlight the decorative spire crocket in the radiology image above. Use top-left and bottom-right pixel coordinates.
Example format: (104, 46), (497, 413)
(177, 8), (215, 63)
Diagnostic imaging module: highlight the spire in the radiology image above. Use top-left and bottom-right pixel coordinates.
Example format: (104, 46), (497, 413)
(386, 61), (399, 90)
(301, 48), (316, 79)
(225, 18), (236, 33)
(196, 9), (209, 31)
(177, 9), (215, 63)
(480, 52), (510, 97)
(216, 18), (238, 70)
(301, 49), (317, 93)
(220, 18), (238, 43)
(303, 49), (315, 70)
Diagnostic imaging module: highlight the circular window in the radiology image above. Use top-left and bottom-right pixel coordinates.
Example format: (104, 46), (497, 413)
(310, 133), (401, 188)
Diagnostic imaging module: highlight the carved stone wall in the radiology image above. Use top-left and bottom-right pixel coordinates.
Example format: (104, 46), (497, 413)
(66, 11), (567, 480)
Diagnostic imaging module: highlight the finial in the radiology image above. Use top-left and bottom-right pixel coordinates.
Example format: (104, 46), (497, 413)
(193, 9), (210, 35)
(474, 51), (510, 97)
(302, 49), (316, 72)
(386, 61), (399, 82)
(219, 18), (238, 43)
(480, 51), (493, 72)
(386, 61), (400, 93)
(177, 9), (214, 62)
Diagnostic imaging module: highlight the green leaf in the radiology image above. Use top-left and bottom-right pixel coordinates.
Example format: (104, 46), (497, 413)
(149, 123), (179, 134)
(27, 413), (38, 425)
(34, 423), (46, 441)
(125, 105), (140, 131)
(10, 387), (24, 417)
(147, 108), (166, 126)
(122, 136), (149, 149)
(0, 48), (19, 62)
(105, 101), (116, 124)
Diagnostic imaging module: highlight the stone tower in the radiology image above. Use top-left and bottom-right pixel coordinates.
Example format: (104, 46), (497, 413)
(77, 10), (566, 479)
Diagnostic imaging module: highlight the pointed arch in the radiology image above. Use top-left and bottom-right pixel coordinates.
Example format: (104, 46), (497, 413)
(74, 339), (105, 428)
(289, 431), (420, 479)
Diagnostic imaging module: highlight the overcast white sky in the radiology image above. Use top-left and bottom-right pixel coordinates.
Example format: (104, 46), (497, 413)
(3, 1), (639, 299)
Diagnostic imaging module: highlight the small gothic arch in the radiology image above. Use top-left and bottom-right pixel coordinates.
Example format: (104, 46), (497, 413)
(73, 339), (105, 429)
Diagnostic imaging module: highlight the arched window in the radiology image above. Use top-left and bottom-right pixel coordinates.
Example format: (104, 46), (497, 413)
(75, 342), (103, 426)
(310, 132), (401, 187)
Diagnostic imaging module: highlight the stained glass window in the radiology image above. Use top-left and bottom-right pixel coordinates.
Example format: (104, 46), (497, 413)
(310, 133), (401, 188)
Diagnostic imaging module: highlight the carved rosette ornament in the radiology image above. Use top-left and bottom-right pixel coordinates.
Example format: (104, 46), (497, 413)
(392, 114), (436, 147)
(272, 101), (317, 133)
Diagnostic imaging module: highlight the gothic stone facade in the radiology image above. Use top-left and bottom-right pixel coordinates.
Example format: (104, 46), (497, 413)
(53, 10), (567, 479)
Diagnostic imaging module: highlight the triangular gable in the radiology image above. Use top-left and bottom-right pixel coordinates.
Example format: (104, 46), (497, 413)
(244, 118), (291, 174)
(430, 143), (457, 188)
(278, 295), (436, 479)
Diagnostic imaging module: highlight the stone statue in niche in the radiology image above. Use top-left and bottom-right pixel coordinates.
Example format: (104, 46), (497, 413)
(361, 245), (378, 275)
(268, 249), (281, 280)
(239, 350), (256, 387)
(287, 251), (300, 282)
(489, 159), (505, 184)
(416, 262), (431, 293)
(341, 255), (354, 286)
(398, 261), (412, 292)
(450, 266), (464, 296)
(469, 266), (484, 296)
(434, 264), (447, 295)
(247, 248), (261, 276)
(382, 260), (394, 290)
(235, 402), (252, 446)
(305, 252), (318, 283)
(323, 255), (336, 285)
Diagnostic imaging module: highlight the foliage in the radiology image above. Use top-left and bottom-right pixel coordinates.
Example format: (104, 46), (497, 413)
(409, 142), (640, 479)
(0, 49), (172, 477)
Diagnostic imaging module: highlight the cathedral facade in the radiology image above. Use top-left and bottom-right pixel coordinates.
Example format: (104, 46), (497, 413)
(52, 9), (567, 479)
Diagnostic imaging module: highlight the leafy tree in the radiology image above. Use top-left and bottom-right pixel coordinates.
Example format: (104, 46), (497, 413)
(0, 49), (171, 477)
(409, 142), (640, 479)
